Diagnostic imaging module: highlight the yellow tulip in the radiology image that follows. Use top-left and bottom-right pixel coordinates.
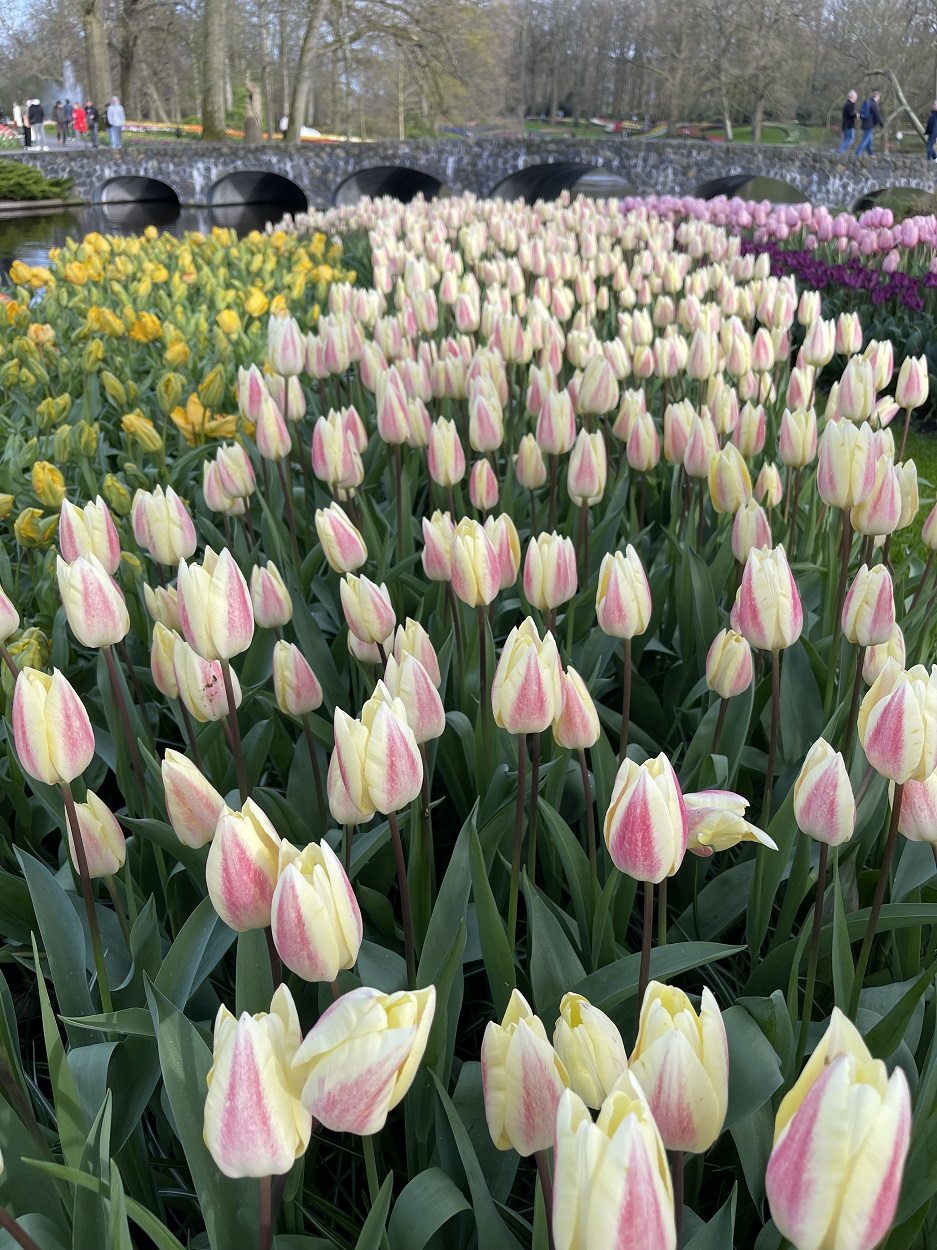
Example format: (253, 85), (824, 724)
(216, 309), (241, 336)
(31, 461), (66, 509)
(122, 411), (164, 453)
(164, 341), (190, 367)
(14, 508), (57, 548)
(128, 312), (162, 343)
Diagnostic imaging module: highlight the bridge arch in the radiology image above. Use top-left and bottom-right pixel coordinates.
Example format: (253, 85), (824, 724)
(693, 174), (809, 204)
(490, 162), (633, 203)
(851, 185), (934, 213)
(209, 171), (308, 212)
(100, 176), (180, 205)
(333, 166), (443, 206)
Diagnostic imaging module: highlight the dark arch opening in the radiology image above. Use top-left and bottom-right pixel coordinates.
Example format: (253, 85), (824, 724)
(209, 171), (308, 212)
(694, 174), (809, 204)
(852, 185), (934, 214)
(492, 162), (633, 204)
(333, 166), (443, 207)
(100, 176), (180, 206)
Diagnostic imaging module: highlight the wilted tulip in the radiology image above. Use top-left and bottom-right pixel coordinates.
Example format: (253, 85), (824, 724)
(842, 564), (895, 647)
(250, 562), (292, 629)
(162, 748), (226, 848)
(273, 640), (323, 716)
(59, 497), (121, 574)
(315, 502), (367, 573)
(684, 790), (775, 855)
(767, 1009), (910, 1250)
(173, 640), (242, 723)
(629, 982), (728, 1153)
(793, 738), (856, 846)
(595, 546), (652, 639)
(177, 548), (254, 662)
(332, 682), (423, 816)
(271, 839), (362, 982)
(553, 1076), (675, 1250)
(737, 545), (803, 651)
(204, 985), (311, 1178)
(553, 992), (628, 1109)
(481, 989), (569, 1156)
(206, 798), (281, 931)
(491, 618), (563, 735)
(67, 790), (126, 878)
(57, 554), (130, 649)
(604, 753), (687, 883)
(293, 985), (436, 1134)
(858, 659), (937, 782)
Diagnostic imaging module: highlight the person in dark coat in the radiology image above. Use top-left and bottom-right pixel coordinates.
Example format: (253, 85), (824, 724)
(926, 101), (937, 161)
(27, 99), (45, 148)
(837, 91), (858, 153)
(85, 101), (99, 147)
(53, 100), (66, 145)
(856, 91), (884, 156)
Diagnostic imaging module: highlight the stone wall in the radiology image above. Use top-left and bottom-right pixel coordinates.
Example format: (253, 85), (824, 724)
(10, 136), (937, 209)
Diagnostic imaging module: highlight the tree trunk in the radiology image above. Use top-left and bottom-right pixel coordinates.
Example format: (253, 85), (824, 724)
(201, 0), (227, 139)
(279, 0), (289, 116)
(517, 0), (530, 120)
(285, 0), (326, 143)
(83, 0), (112, 107)
(753, 94), (764, 144)
(398, 56), (405, 140)
(722, 83), (733, 141)
(260, 15), (274, 139)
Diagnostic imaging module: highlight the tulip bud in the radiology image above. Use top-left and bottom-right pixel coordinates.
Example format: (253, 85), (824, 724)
(132, 485), (198, 566)
(553, 1076), (675, 1250)
(706, 628), (754, 698)
(523, 532), (577, 611)
(850, 454), (902, 537)
(427, 417), (466, 487)
(596, 546), (652, 639)
(162, 748), (226, 848)
(894, 771), (937, 842)
(12, 667), (95, 785)
(314, 502), (367, 574)
(793, 738), (856, 846)
(863, 623), (906, 686)
(451, 518), (501, 607)
(818, 420), (876, 510)
(536, 390), (576, 456)
(683, 413), (718, 479)
(267, 314), (305, 376)
(553, 992), (627, 1109)
(756, 462), (784, 509)
(206, 798), (281, 931)
(333, 682), (423, 816)
(177, 548), (254, 662)
(173, 639), (242, 723)
(273, 640), (323, 716)
(731, 499), (772, 564)
(0, 585), (19, 644)
(630, 982), (728, 1153)
(604, 753), (687, 883)
(663, 401), (693, 464)
(468, 381), (504, 453)
(421, 510), (456, 582)
(738, 545), (803, 651)
(567, 429), (607, 508)
(767, 1009), (911, 1250)
(237, 364), (270, 423)
(483, 514), (520, 591)
(150, 620), (180, 699)
(56, 554), (130, 649)
(204, 985), (311, 1178)
(515, 433), (547, 489)
(895, 460), (919, 530)
(340, 573), (396, 646)
(491, 619), (563, 735)
(392, 618), (440, 687)
(626, 411), (661, 472)
(778, 406), (818, 468)
(838, 356), (875, 423)
(553, 666), (600, 750)
(895, 354), (929, 410)
(271, 839), (362, 982)
(842, 564), (895, 647)
(59, 497), (121, 574)
(144, 583), (181, 632)
(294, 985), (436, 1134)
(267, 374), (306, 423)
(708, 443), (752, 516)
(250, 562), (292, 630)
(578, 354), (619, 415)
(469, 459), (500, 512)
(481, 989), (569, 1156)
(383, 651), (445, 742)
(859, 659), (937, 782)
(67, 790), (126, 878)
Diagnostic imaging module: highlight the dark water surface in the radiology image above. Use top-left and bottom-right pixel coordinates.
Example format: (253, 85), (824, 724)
(0, 201), (291, 268)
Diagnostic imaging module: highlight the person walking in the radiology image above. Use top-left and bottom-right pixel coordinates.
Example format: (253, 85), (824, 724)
(27, 99), (45, 148)
(13, 101), (26, 147)
(85, 101), (99, 147)
(106, 96), (125, 149)
(837, 90), (858, 153)
(926, 101), (937, 161)
(64, 99), (73, 140)
(53, 100), (67, 145)
(856, 91), (884, 156)
(73, 102), (87, 143)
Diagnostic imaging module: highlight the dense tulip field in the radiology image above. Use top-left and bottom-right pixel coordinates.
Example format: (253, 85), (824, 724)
(0, 190), (936, 1250)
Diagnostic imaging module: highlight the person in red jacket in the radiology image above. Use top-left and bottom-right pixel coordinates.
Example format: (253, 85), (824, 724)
(73, 102), (88, 143)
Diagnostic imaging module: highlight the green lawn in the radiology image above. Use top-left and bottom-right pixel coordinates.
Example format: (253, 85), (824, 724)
(901, 426), (937, 551)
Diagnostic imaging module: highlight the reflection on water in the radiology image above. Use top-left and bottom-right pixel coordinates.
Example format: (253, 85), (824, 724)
(573, 170), (635, 199)
(0, 201), (293, 271)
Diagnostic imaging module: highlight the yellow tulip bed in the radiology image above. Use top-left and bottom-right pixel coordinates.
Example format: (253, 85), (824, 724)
(0, 193), (934, 1250)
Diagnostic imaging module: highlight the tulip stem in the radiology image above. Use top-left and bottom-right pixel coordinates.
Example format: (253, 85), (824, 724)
(713, 696), (728, 755)
(825, 512), (852, 719)
(549, 454), (559, 530)
(221, 660), (251, 803)
(658, 877), (668, 947)
(849, 784), (903, 1019)
(388, 810), (416, 988)
(578, 748), (597, 884)
(277, 458), (303, 582)
(670, 1151), (684, 1247)
(761, 650), (781, 827)
(445, 582), (465, 688)
(620, 638), (632, 764)
(909, 551), (935, 615)
(361, 1134), (391, 1250)
(264, 926), (282, 989)
(788, 468), (801, 559)
(534, 1150), (556, 1250)
(105, 875), (131, 946)
(0, 641), (17, 680)
(104, 645), (149, 817)
(301, 714), (327, 828)
(477, 606), (490, 759)
(842, 646), (865, 766)
(394, 443), (404, 562)
(527, 732), (541, 882)
(508, 735), (528, 953)
(179, 701), (203, 771)
(258, 1175), (272, 1250)
(795, 841), (829, 1075)
(638, 471), (647, 531)
(898, 406), (912, 462)
(0, 1205), (43, 1250)
(529, 488), (538, 534)
(637, 879), (654, 1031)
(577, 504), (589, 586)
(697, 476), (705, 550)
(419, 742), (435, 923)
(344, 824), (354, 875)
(62, 784), (112, 1016)
(118, 639), (150, 741)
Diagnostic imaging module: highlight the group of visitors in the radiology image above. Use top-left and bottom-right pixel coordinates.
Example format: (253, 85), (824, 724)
(10, 96), (124, 149)
(838, 89), (937, 159)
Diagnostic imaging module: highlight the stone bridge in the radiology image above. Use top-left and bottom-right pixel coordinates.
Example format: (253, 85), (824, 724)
(10, 136), (937, 210)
